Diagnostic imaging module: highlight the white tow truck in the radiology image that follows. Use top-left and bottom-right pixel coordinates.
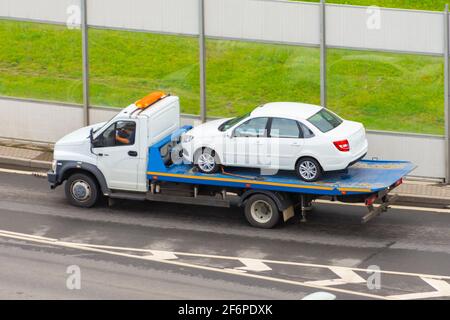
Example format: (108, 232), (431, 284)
(48, 92), (415, 228)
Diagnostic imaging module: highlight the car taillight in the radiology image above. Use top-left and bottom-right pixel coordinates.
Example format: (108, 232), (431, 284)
(333, 139), (350, 152)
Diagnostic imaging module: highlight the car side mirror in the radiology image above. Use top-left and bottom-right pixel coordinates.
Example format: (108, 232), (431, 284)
(226, 130), (234, 138)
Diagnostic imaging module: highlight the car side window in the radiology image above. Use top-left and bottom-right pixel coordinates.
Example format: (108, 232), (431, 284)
(233, 118), (269, 138)
(93, 121), (136, 148)
(270, 118), (301, 138)
(298, 122), (315, 138)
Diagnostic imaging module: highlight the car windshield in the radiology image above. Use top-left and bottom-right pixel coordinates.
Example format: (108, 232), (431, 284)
(218, 113), (250, 132)
(307, 109), (343, 133)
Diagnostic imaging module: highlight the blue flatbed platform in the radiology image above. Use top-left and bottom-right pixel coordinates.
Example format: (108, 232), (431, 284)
(146, 127), (416, 197)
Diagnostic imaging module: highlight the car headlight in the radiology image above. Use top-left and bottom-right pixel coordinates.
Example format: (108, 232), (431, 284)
(51, 160), (57, 172)
(182, 135), (194, 143)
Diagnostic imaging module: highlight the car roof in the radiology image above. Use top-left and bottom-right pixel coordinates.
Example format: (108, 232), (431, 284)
(250, 102), (323, 120)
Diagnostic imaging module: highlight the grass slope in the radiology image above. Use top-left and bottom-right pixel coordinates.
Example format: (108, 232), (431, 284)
(0, 19), (444, 134)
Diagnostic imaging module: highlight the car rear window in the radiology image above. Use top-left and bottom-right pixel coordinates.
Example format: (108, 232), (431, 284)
(307, 109), (343, 133)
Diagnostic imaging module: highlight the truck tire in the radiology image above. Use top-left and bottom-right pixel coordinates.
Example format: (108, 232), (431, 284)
(195, 148), (220, 174)
(296, 157), (322, 182)
(244, 194), (280, 229)
(65, 173), (99, 208)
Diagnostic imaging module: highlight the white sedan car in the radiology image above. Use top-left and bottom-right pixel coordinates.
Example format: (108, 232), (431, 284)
(181, 102), (368, 182)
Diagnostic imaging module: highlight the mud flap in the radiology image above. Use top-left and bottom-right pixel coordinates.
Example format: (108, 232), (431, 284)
(283, 205), (295, 222)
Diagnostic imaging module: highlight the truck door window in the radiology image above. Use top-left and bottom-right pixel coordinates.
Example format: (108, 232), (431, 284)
(93, 121), (136, 148)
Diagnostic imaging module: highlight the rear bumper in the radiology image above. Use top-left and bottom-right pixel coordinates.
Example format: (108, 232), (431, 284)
(347, 152), (367, 168)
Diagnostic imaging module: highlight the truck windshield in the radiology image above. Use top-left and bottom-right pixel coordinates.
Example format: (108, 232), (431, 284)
(218, 113), (250, 132)
(307, 109), (343, 133)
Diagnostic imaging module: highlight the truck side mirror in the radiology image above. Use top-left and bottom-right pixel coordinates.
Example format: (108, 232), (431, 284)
(89, 128), (94, 145)
(89, 128), (95, 154)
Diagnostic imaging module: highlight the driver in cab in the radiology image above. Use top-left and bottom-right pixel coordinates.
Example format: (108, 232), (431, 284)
(115, 123), (136, 145)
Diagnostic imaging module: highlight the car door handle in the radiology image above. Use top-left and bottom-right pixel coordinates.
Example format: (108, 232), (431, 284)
(128, 151), (138, 157)
(98, 153), (109, 157)
(290, 142), (301, 146)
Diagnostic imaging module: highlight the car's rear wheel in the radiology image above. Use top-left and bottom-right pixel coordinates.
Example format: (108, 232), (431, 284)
(195, 148), (220, 174)
(296, 157), (322, 182)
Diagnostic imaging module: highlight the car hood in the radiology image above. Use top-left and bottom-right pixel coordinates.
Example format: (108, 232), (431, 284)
(55, 122), (105, 147)
(186, 118), (230, 137)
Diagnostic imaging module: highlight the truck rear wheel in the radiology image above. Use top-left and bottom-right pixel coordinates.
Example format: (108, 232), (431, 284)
(244, 194), (280, 229)
(65, 173), (99, 208)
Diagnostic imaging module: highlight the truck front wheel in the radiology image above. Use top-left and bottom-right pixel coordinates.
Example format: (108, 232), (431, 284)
(65, 173), (99, 208)
(244, 194), (280, 229)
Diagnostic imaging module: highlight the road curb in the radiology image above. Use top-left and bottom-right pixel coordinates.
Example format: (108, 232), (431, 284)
(0, 156), (51, 170)
(393, 193), (450, 209)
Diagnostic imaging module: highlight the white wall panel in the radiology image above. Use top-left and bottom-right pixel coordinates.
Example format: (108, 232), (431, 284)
(366, 131), (445, 179)
(0, 0), (80, 24)
(87, 0), (199, 35)
(326, 5), (444, 54)
(0, 99), (84, 142)
(205, 0), (320, 46)
(1, 1), (447, 54)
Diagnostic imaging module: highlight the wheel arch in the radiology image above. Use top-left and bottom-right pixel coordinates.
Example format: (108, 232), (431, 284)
(193, 146), (222, 164)
(58, 161), (110, 195)
(295, 155), (324, 172)
(238, 189), (293, 212)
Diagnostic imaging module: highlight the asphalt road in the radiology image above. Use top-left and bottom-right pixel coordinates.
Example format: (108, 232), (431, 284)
(0, 170), (450, 300)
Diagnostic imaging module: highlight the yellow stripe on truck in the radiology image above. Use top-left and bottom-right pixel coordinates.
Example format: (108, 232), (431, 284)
(148, 171), (338, 191)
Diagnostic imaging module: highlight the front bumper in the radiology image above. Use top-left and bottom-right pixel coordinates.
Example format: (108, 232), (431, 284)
(47, 170), (60, 189)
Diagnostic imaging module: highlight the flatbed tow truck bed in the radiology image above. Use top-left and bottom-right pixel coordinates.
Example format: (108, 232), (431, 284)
(131, 127), (417, 225)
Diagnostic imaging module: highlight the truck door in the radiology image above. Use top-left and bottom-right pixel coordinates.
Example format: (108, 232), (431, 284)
(93, 120), (140, 191)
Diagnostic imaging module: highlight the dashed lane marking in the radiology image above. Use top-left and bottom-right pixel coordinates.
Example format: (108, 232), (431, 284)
(304, 267), (366, 287)
(387, 278), (450, 300)
(236, 258), (272, 272)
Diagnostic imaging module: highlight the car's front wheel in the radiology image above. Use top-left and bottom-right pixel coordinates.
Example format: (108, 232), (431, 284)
(296, 157), (322, 182)
(195, 148), (220, 174)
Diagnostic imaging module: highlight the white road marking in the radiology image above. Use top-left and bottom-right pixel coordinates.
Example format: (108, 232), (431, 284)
(0, 230), (388, 300)
(0, 229), (57, 242)
(236, 258), (272, 272)
(143, 250), (178, 261)
(305, 267), (366, 286)
(1, 229), (450, 300)
(47, 240), (450, 281)
(387, 278), (450, 300)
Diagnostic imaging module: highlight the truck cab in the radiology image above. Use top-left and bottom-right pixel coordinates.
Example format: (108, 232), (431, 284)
(48, 92), (180, 205)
